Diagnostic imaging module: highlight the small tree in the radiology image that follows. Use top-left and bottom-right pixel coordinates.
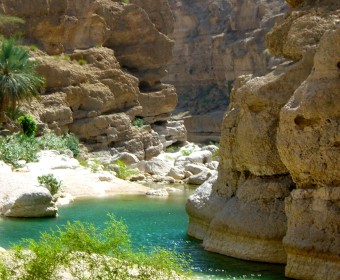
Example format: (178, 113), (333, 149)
(0, 39), (44, 122)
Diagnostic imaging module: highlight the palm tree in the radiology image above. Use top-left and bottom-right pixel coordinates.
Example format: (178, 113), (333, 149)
(0, 39), (45, 122)
(0, 15), (24, 28)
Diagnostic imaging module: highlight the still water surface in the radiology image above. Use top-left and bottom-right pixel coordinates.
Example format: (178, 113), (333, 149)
(0, 188), (286, 279)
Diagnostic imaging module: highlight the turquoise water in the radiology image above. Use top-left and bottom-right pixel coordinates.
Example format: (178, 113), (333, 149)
(0, 191), (286, 279)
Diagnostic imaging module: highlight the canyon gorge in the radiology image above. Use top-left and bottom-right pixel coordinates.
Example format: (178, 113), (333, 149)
(0, 0), (338, 279)
(164, 0), (287, 142)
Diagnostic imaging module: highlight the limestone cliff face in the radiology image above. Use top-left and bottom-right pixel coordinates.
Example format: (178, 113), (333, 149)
(0, 0), (186, 157)
(130, 0), (174, 35)
(187, 1), (340, 278)
(164, 0), (287, 142)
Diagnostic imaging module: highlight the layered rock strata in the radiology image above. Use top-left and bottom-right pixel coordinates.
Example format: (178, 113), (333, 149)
(0, 0), (185, 156)
(164, 0), (287, 142)
(187, 1), (340, 277)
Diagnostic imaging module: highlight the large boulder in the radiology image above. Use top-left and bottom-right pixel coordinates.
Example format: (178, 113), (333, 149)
(277, 27), (340, 279)
(0, 162), (57, 218)
(144, 158), (173, 176)
(1, 187), (57, 218)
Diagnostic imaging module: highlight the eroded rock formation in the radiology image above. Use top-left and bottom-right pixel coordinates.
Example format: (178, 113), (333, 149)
(164, 0), (287, 142)
(275, 19), (340, 280)
(0, 0), (186, 157)
(187, 0), (340, 278)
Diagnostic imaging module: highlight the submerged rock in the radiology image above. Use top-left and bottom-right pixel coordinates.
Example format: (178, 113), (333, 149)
(146, 189), (169, 197)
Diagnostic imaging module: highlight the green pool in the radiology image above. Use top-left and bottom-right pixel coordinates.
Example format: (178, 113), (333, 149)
(0, 189), (287, 279)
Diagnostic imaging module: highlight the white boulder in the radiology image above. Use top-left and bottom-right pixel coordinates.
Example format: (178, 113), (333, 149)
(168, 166), (185, 180)
(144, 158), (172, 175)
(1, 187), (57, 217)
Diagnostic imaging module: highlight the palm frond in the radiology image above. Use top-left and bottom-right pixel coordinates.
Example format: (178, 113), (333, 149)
(0, 39), (45, 120)
(0, 15), (24, 27)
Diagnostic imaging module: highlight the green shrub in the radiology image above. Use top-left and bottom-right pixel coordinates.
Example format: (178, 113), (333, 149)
(37, 133), (80, 157)
(0, 259), (9, 280)
(29, 44), (37, 52)
(88, 159), (102, 173)
(0, 132), (80, 167)
(37, 174), (62, 195)
(77, 58), (87, 65)
(166, 145), (180, 153)
(61, 53), (71, 61)
(17, 114), (37, 137)
(181, 147), (194, 156)
(0, 134), (39, 167)
(132, 117), (145, 127)
(37, 133), (66, 152)
(10, 214), (190, 279)
(62, 133), (80, 157)
(115, 160), (136, 180)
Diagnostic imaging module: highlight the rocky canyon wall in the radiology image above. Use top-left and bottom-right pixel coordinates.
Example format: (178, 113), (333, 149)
(0, 0), (186, 158)
(187, 0), (340, 279)
(164, 0), (287, 143)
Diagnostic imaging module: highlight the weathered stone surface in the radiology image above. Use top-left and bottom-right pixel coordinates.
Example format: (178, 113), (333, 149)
(266, 4), (340, 61)
(187, 0), (340, 276)
(277, 28), (340, 189)
(0, 161), (57, 217)
(113, 152), (140, 165)
(187, 151), (212, 165)
(186, 174), (225, 240)
(186, 63), (307, 260)
(138, 84), (178, 121)
(277, 27), (340, 279)
(188, 170), (215, 186)
(1, 187), (57, 218)
(168, 166), (185, 180)
(283, 187), (340, 280)
(144, 158), (172, 176)
(0, 0), (181, 160)
(184, 111), (224, 143)
(164, 0), (287, 141)
(31, 150), (80, 170)
(203, 175), (292, 263)
(152, 119), (187, 148)
(106, 5), (173, 74)
(145, 188), (169, 197)
(130, 0), (174, 35)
